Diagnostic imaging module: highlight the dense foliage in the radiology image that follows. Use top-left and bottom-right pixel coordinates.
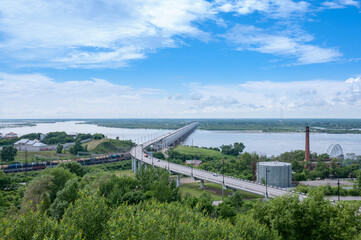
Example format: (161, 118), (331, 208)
(1, 159), (361, 239)
(0, 146), (18, 162)
(42, 132), (75, 144)
(69, 140), (88, 155)
(0, 137), (19, 146)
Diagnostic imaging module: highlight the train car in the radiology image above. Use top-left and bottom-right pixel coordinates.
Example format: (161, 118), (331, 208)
(2, 151), (131, 173)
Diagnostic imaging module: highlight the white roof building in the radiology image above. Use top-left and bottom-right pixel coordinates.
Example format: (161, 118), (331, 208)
(14, 139), (48, 151)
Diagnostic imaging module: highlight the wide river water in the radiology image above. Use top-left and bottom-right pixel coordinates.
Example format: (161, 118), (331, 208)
(1, 121), (360, 156)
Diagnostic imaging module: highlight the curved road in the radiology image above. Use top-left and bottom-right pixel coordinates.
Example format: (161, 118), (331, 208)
(130, 124), (307, 200)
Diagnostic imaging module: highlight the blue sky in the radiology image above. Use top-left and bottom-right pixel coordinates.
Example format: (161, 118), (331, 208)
(0, 0), (360, 118)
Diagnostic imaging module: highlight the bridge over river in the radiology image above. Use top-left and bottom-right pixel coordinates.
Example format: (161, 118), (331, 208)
(130, 122), (308, 200)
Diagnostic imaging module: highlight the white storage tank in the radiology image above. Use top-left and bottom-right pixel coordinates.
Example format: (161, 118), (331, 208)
(256, 161), (292, 188)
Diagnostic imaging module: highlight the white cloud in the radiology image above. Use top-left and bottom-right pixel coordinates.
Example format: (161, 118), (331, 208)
(0, 0), (214, 68)
(215, 0), (310, 18)
(185, 78), (361, 117)
(222, 24), (342, 64)
(322, 0), (360, 9)
(1, 73), (361, 118)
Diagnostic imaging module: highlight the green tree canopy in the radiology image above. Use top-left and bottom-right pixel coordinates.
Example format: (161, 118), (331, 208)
(0, 146), (17, 162)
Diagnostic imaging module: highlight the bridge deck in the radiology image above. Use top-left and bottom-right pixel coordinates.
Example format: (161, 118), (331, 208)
(130, 122), (307, 200)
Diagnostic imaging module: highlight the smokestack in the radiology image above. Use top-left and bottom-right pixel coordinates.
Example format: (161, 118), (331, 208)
(305, 126), (310, 161)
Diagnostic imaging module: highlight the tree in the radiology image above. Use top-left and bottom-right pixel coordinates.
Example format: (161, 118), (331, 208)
(0, 170), (11, 190)
(153, 152), (165, 159)
(56, 144), (63, 154)
(69, 140), (86, 155)
(0, 146), (17, 162)
(252, 189), (361, 240)
(220, 142), (245, 156)
(58, 161), (85, 177)
(49, 178), (80, 220)
(22, 175), (54, 210)
(357, 170), (361, 189)
(92, 133), (105, 140)
(62, 191), (110, 240)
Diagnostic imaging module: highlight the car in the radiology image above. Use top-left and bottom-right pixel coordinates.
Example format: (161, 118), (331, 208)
(213, 173), (219, 177)
(157, 159), (160, 162)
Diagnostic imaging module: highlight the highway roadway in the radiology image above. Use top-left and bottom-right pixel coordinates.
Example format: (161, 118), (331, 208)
(130, 126), (308, 200)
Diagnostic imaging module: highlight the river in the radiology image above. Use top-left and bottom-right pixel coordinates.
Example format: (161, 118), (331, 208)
(1, 121), (360, 156)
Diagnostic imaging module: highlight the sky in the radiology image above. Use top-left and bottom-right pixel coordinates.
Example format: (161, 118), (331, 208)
(0, 0), (360, 119)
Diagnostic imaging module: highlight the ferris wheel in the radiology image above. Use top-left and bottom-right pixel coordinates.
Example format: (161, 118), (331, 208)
(326, 143), (344, 160)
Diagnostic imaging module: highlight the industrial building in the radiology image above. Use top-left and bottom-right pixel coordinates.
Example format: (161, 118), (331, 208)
(256, 161), (292, 188)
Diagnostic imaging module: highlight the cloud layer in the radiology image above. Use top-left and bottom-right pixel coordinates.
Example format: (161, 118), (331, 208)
(1, 73), (360, 118)
(0, 0), (213, 68)
(0, 0), (356, 68)
(222, 25), (342, 64)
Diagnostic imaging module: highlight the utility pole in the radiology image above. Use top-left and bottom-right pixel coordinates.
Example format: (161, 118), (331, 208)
(337, 179), (340, 201)
(265, 167), (270, 199)
(222, 158), (225, 201)
(25, 148), (28, 174)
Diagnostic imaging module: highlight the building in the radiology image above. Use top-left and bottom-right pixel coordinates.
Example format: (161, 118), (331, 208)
(5, 132), (18, 139)
(14, 139), (48, 151)
(256, 161), (292, 188)
(185, 160), (203, 167)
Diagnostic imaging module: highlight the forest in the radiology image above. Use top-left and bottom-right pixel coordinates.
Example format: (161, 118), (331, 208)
(84, 118), (361, 133)
(1, 159), (361, 239)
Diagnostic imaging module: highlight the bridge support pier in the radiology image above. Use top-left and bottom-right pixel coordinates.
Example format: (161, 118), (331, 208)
(138, 160), (142, 170)
(232, 189), (236, 195)
(144, 164), (148, 170)
(133, 159), (137, 174)
(200, 180), (204, 189)
(176, 174), (181, 187)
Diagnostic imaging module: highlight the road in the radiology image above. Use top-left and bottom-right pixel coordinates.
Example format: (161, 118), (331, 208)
(131, 144), (307, 200)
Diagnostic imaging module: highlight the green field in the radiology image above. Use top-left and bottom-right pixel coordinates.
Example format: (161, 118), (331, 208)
(173, 145), (224, 158)
(83, 138), (109, 150)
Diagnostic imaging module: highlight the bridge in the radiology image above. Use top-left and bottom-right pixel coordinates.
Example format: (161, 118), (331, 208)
(130, 122), (307, 199)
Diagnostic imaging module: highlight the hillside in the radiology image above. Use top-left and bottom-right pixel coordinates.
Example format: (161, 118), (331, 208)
(85, 139), (135, 154)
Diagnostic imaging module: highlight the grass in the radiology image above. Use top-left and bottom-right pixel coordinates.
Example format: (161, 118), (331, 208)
(114, 169), (136, 178)
(83, 138), (109, 150)
(0, 151), (75, 164)
(179, 180), (263, 201)
(173, 146), (224, 158)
